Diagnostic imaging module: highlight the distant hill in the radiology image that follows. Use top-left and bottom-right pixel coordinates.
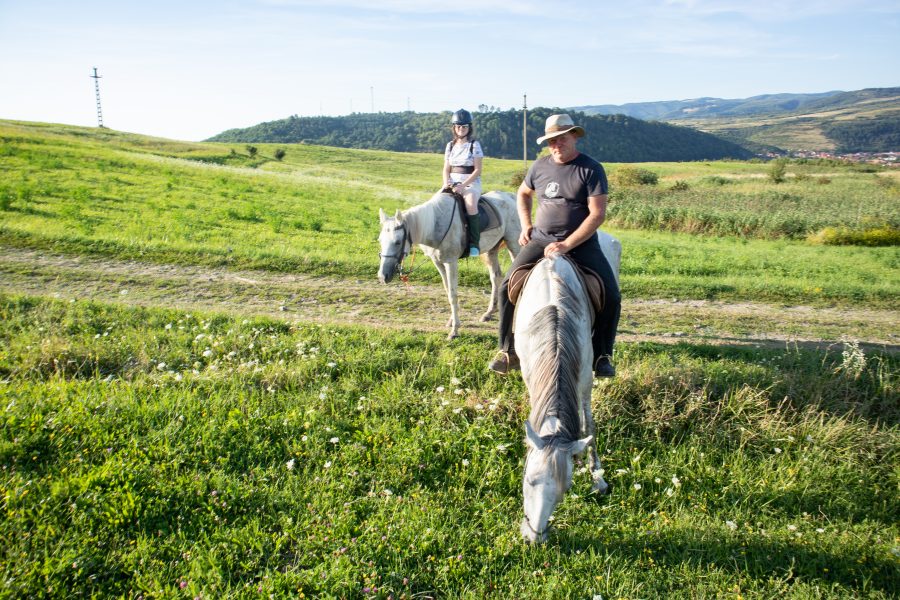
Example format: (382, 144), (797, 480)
(207, 108), (753, 163)
(572, 87), (900, 153)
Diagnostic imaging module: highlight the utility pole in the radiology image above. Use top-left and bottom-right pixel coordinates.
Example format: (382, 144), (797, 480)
(91, 67), (104, 128)
(522, 94), (527, 169)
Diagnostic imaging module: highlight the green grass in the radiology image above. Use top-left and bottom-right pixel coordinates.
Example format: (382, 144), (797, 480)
(0, 295), (897, 598)
(1, 120), (898, 309)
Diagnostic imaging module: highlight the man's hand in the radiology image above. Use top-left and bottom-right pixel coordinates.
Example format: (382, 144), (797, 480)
(519, 226), (533, 246)
(543, 240), (570, 256)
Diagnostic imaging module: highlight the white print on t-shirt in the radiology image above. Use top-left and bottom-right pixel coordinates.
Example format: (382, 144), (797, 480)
(544, 182), (560, 198)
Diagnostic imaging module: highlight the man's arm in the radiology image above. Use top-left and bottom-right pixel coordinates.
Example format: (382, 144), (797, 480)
(543, 194), (607, 256)
(516, 181), (535, 246)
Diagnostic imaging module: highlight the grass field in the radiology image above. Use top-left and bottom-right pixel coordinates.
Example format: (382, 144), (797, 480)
(0, 120), (898, 598)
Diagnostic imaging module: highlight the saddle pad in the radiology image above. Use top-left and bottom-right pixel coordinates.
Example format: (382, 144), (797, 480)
(507, 256), (606, 314)
(455, 194), (502, 258)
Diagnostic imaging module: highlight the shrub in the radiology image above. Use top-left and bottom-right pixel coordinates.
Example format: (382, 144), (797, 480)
(704, 176), (732, 186)
(768, 159), (787, 184)
(246, 145), (258, 158)
(612, 166), (659, 187)
(508, 168), (527, 189)
(807, 225), (900, 247)
(274, 148), (286, 161)
(816, 176), (832, 185)
(670, 180), (690, 192)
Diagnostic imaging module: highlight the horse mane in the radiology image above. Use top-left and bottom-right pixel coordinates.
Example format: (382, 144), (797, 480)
(525, 267), (587, 443)
(401, 193), (448, 243)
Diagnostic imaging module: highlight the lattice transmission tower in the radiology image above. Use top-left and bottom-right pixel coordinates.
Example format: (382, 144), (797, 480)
(90, 67), (105, 128)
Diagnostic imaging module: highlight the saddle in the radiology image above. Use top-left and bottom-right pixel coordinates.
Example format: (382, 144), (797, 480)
(507, 255), (606, 314)
(446, 190), (501, 258)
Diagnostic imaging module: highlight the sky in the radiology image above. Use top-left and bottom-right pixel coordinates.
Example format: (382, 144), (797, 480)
(1, 0), (897, 141)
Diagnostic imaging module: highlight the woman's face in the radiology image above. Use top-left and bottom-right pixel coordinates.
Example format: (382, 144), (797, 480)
(453, 123), (470, 138)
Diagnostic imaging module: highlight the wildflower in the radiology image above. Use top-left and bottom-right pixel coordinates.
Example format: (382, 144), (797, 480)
(816, 528), (825, 533)
(451, 377), (461, 385)
(615, 468), (629, 475)
(202, 349), (212, 358)
(286, 459), (295, 471)
(157, 362), (167, 370)
(454, 388), (463, 395)
(654, 477), (662, 484)
(319, 392), (326, 400)
(774, 447), (782, 454)
(165, 323), (173, 330)
(726, 520), (737, 530)
(452, 408), (463, 414)
(383, 489), (393, 496)
(633, 483), (642, 491)
(436, 386), (445, 393)
(441, 400), (449, 407)
(324, 461), (332, 469)
(496, 443), (509, 453)
(671, 475), (681, 487)
(665, 487), (674, 497)
(301, 435), (308, 442)
(787, 524), (797, 531)
(179, 581), (187, 589)
(462, 459), (469, 466)
(327, 361), (337, 368)
(329, 437), (339, 444)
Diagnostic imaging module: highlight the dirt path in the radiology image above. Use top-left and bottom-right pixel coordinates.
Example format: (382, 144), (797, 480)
(1, 246), (897, 353)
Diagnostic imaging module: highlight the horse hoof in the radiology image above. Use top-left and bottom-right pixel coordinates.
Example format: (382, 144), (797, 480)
(447, 332), (458, 341)
(480, 314), (494, 322)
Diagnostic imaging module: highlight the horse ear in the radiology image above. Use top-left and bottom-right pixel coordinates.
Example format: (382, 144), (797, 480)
(570, 435), (594, 456)
(525, 421), (544, 450)
(379, 208), (387, 223)
(394, 209), (403, 223)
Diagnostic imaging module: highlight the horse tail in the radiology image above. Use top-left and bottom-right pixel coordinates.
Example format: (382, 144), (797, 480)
(525, 303), (583, 439)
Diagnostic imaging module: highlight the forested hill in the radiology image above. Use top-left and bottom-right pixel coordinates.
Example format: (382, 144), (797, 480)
(206, 108), (753, 162)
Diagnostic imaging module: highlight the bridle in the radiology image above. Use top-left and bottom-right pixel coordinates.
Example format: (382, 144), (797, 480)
(379, 221), (411, 263)
(522, 513), (550, 538)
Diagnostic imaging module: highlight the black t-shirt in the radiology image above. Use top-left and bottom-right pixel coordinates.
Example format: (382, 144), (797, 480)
(524, 153), (608, 242)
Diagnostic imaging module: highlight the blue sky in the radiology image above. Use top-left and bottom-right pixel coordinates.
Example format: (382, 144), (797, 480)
(1, 0), (897, 141)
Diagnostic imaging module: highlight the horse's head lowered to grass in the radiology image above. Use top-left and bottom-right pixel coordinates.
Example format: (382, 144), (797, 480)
(521, 419), (594, 543)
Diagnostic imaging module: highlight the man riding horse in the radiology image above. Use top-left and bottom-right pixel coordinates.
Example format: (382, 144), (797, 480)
(488, 114), (621, 378)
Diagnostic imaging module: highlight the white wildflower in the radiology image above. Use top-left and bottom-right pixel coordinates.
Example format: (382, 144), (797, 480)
(286, 459), (295, 470)
(436, 386), (445, 393)
(633, 483), (642, 491)
(329, 437), (339, 444)
(202, 349), (212, 358)
(462, 459), (469, 466)
(157, 362), (166, 370)
(671, 475), (681, 487)
(324, 461), (332, 469)
(615, 468), (629, 475)
(726, 520), (737, 530)
(774, 447), (782, 454)
(787, 524), (797, 531)
(450, 377), (461, 385)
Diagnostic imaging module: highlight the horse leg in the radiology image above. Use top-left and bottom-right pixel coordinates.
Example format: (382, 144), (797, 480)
(431, 258), (454, 329)
(442, 260), (461, 339)
(581, 391), (609, 495)
(480, 251), (502, 322)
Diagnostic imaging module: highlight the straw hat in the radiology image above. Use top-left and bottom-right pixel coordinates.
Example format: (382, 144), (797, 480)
(536, 113), (585, 144)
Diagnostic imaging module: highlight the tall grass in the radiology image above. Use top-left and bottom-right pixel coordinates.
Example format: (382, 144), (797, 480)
(1, 295), (897, 598)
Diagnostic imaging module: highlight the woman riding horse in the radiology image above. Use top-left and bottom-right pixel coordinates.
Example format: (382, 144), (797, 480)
(442, 109), (484, 258)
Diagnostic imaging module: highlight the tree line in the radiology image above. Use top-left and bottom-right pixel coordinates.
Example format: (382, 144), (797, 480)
(207, 108), (754, 163)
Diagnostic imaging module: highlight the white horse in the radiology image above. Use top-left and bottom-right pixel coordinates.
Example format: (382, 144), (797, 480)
(378, 191), (521, 339)
(514, 234), (620, 543)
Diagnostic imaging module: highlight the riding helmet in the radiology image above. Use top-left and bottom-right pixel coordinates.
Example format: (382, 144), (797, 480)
(451, 109), (473, 125)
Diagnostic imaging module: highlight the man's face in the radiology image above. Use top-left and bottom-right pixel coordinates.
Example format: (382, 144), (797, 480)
(547, 132), (578, 163)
